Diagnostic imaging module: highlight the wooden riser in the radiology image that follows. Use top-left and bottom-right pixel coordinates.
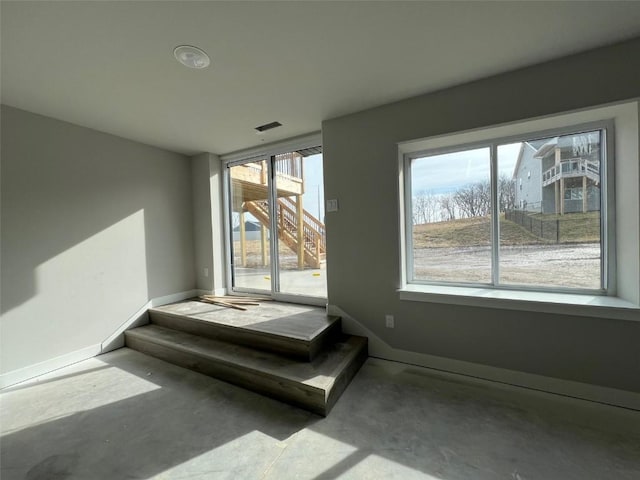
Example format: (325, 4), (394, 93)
(125, 325), (368, 416)
(149, 301), (342, 362)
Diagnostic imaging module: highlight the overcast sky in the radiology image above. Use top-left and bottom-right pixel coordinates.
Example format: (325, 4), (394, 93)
(244, 144), (522, 224)
(411, 142), (521, 195)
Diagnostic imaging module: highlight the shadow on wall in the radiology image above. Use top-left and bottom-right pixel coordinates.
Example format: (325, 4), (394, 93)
(0, 106), (195, 372)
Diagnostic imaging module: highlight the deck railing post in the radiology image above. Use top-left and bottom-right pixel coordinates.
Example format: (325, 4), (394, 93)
(240, 210), (247, 266)
(296, 195), (304, 270)
(315, 232), (321, 268)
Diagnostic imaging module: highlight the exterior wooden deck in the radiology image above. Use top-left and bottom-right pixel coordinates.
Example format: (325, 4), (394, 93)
(230, 151), (326, 270)
(230, 157), (304, 207)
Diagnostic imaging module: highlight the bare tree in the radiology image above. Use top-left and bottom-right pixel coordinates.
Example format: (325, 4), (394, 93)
(454, 181), (491, 218)
(416, 177), (514, 224)
(425, 192), (439, 223)
(498, 175), (516, 212)
(440, 193), (456, 221)
(412, 195), (425, 225)
(412, 191), (439, 224)
(475, 180), (491, 216)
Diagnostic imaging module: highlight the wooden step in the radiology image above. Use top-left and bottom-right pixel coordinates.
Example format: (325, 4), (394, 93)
(125, 325), (368, 416)
(148, 300), (341, 361)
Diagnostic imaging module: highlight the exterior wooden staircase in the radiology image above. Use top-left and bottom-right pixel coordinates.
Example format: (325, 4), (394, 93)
(245, 197), (326, 268)
(124, 300), (368, 416)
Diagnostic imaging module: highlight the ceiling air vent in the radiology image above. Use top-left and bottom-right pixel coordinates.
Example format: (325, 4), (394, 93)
(296, 146), (322, 157)
(255, 121), (282, 132)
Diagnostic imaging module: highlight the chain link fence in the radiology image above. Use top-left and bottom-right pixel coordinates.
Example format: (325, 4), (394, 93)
(505, 209), (600, 244)
(505, 210), (560, 242)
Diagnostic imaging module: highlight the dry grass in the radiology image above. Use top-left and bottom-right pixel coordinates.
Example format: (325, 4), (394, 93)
(413, 215), (542, 248)
(413, 212), (600, 248)
(530, 211), (601, 243)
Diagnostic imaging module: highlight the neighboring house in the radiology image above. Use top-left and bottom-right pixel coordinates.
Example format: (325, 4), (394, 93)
(513, 132), (601, 214)
(512, 140), (546, 212)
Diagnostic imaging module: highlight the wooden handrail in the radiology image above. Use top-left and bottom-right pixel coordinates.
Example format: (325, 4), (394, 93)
(234, 157), (303, 186)
(280, 197), (326, 247)
(277, 199), (325, 253)
(274, 152), (302, 179)
(244, 198), (326, 268)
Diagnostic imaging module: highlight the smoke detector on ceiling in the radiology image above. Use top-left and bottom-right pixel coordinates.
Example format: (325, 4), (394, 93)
(173, 45), (210, 69)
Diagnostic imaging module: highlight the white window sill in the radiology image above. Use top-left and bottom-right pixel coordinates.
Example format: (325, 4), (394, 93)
(399, 284), (640, 322)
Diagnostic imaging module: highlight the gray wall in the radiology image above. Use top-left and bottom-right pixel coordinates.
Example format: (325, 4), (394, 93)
(322, 38), (640, 393)
(191, 153), (215, 292)
(1, 106), (195, 374)
(191, 152), (225, 294)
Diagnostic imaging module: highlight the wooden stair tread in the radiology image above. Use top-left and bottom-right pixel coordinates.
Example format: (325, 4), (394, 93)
(150, 300), (339, 343)
(125, 324), (368, 415)
(126, 324), (365, 390)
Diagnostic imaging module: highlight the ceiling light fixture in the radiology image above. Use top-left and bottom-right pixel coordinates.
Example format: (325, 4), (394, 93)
(173, 45), (210, 69)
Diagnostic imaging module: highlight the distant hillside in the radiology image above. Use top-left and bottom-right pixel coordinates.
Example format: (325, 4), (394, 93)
(413, 212), (600, 248)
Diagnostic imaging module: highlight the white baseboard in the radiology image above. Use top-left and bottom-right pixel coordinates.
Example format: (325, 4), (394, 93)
(0, 344), (102, 389)
(196, 288), (227, 297)
(0, 290), (199, 390)
(328, 304), (640, 411)
(101, 289), (200, 352)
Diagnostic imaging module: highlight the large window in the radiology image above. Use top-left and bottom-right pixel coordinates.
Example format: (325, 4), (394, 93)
(403, 125), (611, 294)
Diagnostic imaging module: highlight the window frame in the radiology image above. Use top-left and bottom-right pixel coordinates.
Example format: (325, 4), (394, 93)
(400, 120), (615, 297)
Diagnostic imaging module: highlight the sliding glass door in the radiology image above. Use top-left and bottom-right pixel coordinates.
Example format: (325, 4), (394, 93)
(228, 157), (272, 293)
(226, 146), (327, 302)
(274, 149), (326, 298)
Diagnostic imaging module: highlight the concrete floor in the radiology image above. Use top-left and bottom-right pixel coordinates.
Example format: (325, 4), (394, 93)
(2, 349), (639, 479)
(234, 266), (328, 298)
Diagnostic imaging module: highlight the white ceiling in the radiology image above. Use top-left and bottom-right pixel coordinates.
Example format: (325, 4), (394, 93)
(2, 1), (640, 156)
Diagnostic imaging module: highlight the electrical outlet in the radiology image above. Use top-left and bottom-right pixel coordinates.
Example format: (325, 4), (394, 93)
(385, 314), (395, 328)
(326, 199), (339, 212)
(203, 267), (209, 277)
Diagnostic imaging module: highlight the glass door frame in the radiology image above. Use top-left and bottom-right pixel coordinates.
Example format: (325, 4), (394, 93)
(221, 133), (326, 306)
